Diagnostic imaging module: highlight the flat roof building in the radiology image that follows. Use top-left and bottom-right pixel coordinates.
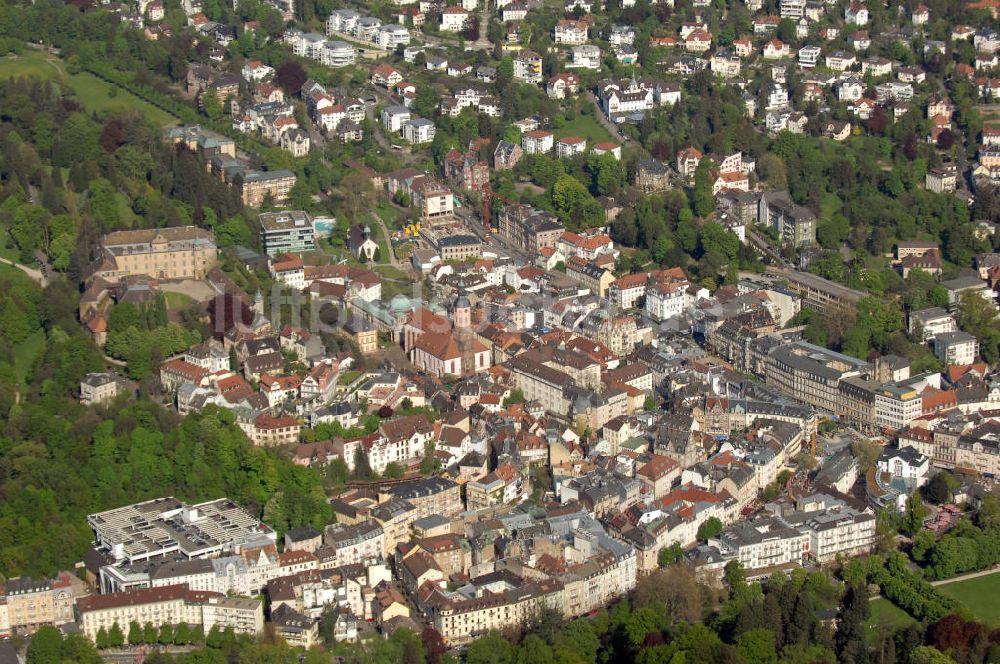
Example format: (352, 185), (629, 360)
(259, 210), (316, 256)
(87, 497), (276, 565)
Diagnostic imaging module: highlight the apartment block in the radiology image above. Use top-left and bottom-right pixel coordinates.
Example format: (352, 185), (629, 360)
(241, 170), (297, 207)
(259, 210), (316, 256)
(77, 584), (262, 641)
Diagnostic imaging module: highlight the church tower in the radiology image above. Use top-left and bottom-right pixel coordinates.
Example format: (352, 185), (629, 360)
(453, 283), (471, 329)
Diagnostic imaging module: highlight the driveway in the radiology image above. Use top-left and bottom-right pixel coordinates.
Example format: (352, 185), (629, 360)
(159, 279), (217, 302)
(584, 91), (635, 147)
(0, 257), (47, 287)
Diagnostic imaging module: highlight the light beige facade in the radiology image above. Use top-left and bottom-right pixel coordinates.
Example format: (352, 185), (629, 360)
(78, 585), (203, 641)
(98, 227), (217, 280)
(4, 578), (53, 634)
(241, 170), (297, 208)
(201, 596), (264, 635)
(432, 580), (564, 644)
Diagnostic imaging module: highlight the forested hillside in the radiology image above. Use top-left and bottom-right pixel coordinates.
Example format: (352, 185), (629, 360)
(0, 76), (330, 578)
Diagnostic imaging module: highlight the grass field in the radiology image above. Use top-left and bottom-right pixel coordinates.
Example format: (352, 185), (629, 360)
(337, 369), (363, 386)
(0, 50), (177, 127)
(554, 113), (615, 144)
(373, 264), (407, 280)
(937, 572), (1000, 627)
(164, 292), (195, 310)
(13, 329), (45, 387)
(0, 261), (45, 387)
(867, 598), (916, 634)
(0, 240), (23, 264)
(375, 203), (400, 229)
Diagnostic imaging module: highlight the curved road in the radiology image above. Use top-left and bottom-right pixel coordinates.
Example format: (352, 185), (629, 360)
(0, 257), (47, 287)
(372, 214), (404, 270)
(366, 88), (422, 165)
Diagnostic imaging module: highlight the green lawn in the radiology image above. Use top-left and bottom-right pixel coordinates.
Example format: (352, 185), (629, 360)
(13, 329), (45, 387)
(0, 50), (177, 127)
(0, 239), (23, 263)
(374, 203), (399, 228)
(363, 216), (394, 264)
(337, 369), (363, 386)
(372, 264), (407, 280)
(867, 598), (916, 634)
(0, 261), (46, 387)
(937, 572), (1000, 627)
(164, 292), (195, 310)
(554, 113), (615, 144)
(0, 51), (62, 78)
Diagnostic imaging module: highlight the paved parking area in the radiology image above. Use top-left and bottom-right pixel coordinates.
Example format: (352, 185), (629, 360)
(159, 279), (216, 302)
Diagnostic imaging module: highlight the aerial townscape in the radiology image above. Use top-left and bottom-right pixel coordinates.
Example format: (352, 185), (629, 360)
(6, 0), (1000, 662)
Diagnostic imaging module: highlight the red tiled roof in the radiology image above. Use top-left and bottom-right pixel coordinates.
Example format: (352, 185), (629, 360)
(255, 413), (299, 429)
(160, 359), (208, 382)
(79, 584), (218, 613)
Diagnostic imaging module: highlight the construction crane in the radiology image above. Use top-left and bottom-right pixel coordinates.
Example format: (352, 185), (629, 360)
(481, 182), (517, 242)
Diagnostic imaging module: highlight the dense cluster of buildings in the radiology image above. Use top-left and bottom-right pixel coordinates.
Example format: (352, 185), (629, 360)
(34, 0), (1000, 650)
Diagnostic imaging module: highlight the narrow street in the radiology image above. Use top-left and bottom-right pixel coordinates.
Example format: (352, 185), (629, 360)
(455, 206), (532, 263)
(747, 228), (792, 268)
(584, 91), (633, 147)
(470, 12), (492, 51)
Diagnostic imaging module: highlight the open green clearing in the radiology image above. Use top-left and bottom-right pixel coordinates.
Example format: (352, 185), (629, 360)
(553, 113), (615, 144)
(0, 50), (177, 127)
(13, 329), (45, 387)
(373, 264), (407, 280)
(866, 598), (916, 634)
(365, 217), (392, 263)
(0, 262), (45, 387)
(164, 292), (195, 310)
(936, 572), (1000, 627)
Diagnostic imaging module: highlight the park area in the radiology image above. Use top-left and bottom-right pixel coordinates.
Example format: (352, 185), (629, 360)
(936, 571), (1000, 627)
(868, 571), (1000, 632)
(867, 598), (916, 633)
(0, 49), (177, 126)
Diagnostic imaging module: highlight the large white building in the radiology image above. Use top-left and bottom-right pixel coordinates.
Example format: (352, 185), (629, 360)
(780, 0), (806, 18)
(709, 516), (809, 574)
(874, 380), (925, 431)
(908, 307), (957, 342)
(777, 494), (876, 564)
(77, 585), (263, 642)
(597, 78), (680, 122)
(568, 45), (602, 70)
(644, 275), (706, 321)
(934, 331), (979, 366)
(322, 40), (356, 67)
(513, 50), (543, 84)
(877, 447), (930, 486)
(88, 498), (276, 566)
(377, 24), (411, 49)
(440, 6), (469, 31)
